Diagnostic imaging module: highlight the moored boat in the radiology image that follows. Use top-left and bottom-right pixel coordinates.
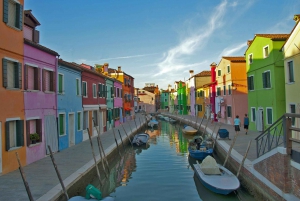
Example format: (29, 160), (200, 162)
(188, 137), (213, 160)
(193, 156), (240, 195)
(132, 133), (150, 146)
(182, 125), (198, 135)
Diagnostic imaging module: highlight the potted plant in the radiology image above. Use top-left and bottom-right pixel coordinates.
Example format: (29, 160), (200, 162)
(30, 133), (40, 144)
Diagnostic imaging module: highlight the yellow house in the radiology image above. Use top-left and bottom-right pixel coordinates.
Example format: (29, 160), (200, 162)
(194, 71), (211, 117)
(282, 15), (300, 139)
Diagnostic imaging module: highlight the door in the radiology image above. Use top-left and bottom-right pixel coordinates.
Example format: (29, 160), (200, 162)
(256, 108), (264, 132)
(45, 115), (58, 154)
(0, 122), (2, 174)
(69, 113), (75, 146)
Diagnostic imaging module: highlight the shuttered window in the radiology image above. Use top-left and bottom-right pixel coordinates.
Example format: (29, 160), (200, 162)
(26, 119), (42, 146)
(288, 61), (294, 83)
(59, 114), (65, 135)
(228, 85), (232, 95)
(76, 79), (80, 96)
(227, 106), (232, 118)
(262, 71), (271, 89)
(3, 0), (23, 30)
(77, 112), (82, 130)
(98, 83), (101, 97)
(93, 84), (96, 98)
(58, 74), (63, 94)
(42, 69), (55, 92)
(266, 108), (273, 125)
(7, 61), (15, 88)
(2, 58), (22, 89)
(247, 76), (254, 91)
(25, 65), (40, 90)
(5, 120), (24, 151)
(82, 81), (87, 97)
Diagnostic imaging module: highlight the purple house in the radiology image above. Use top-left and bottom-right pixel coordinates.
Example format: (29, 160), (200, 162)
(114, 79), (123, 126)
(23, 10), (59, 164)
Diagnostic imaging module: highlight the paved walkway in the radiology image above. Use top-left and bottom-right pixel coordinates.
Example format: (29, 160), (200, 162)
(0, 114), (147, 201)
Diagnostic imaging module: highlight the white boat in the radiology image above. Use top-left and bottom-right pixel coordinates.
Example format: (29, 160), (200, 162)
(148, 119), (159, 128)
(182, 125), (197, 135)
(132, 133), (150, 146)
(193, 156), (240, 195)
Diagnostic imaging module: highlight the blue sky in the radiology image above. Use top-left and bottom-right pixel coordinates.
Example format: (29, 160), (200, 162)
(25, 0), (300, 89)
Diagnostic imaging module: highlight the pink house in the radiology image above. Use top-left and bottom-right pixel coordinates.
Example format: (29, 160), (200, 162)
(114, 80), (123, 126)
(23, 11), (59, 164)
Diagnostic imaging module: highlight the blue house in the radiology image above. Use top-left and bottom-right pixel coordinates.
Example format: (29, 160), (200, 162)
(57, 59), (83, 150)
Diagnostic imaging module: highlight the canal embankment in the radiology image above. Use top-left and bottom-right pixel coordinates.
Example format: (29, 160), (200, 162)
(162, 112), (300, 201)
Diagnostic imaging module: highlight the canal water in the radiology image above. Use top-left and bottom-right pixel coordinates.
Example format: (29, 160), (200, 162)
(79, 120), (255, 201)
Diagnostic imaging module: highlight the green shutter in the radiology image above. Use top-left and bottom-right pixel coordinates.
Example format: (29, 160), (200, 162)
(2, 58), (8, 88)
(262, 73), (266, 88)
(16, 3), (23, 30)
(3, 0), (8, 23)
(59, 114), (64, 135)
(5, 121), (10, 151)
(16, 120), (24, 147)
(267, 71), (271, 88)
(77, 113), (81, 130)
(58, 74), (62, 93)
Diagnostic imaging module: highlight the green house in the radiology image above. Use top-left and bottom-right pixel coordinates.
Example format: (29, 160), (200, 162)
(177, 81), (187, 115)
(160, 90), (170, 111)
(245, 34), (289, 131)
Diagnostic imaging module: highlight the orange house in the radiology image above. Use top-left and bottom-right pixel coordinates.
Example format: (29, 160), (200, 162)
(0, 0), (26, 174)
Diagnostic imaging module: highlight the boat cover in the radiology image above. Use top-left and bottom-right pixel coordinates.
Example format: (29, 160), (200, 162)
(200, 156), (221, 175)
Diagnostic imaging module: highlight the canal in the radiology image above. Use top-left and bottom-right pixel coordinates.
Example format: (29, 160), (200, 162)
(78, 120), (255, 201)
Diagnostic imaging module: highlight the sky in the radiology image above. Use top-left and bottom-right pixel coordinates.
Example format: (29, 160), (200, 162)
(24, 0), (300, 89)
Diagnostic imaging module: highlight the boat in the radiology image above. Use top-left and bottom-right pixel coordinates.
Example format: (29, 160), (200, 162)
(163, 116), (170, 121)
(169, 118), (177, 123)
(193, 156), (240, 195)
(131, 133), (150, 146)
(188, 137), (213, 160)
(148, 119), (159, 128)
(69, 184), (114, 201)
(182, 125), (198, 135)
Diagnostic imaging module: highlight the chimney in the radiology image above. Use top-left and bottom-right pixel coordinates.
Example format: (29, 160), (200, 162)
(168, 84), (171, 91)
(118, 66), (121, 72)
(189, 70), (194, 78)
(293, 14), (300, 22)
(103, 63), (109, 75)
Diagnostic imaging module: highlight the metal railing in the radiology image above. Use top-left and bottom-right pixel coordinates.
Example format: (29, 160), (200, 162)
(255, 113), (300, 158)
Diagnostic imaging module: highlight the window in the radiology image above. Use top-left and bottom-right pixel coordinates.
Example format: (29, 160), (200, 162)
(93, 84), (96, 98)
(223, 85), (226, 95)
(266, 108), (273, 125)
(58, 73), (64, 94)
(82, 81), (87, 97)
(117, 88), (120, 98)
(251, 107), (256, 122)
(92, 110), (98, 126)
(227, 65), (230, 73)
(290, 104), (296, 126)
(98, 83), (102, 97)
(247, 75), (254, 91)
(210, 87), (212, 97)
(228, 84), (232, 95)
(76, 78), (80, 96)
(77, 112), (82, 131)
(164, 99), (167, 102)
(227, 106), (232, 118)
(25, 65), (40, 91)
(287, 61), (294, 83)
(217, 87), (221, 96)
(263, 45), (269, 58)
(26, 119), (42, 146)
(42, 69), (55, 92)
(262, 71), (271, 89)
(217, 69), (221, 76)
(248, 53), (253, 64)
(59, 113), (66, 136)
(2, 58), (22, 89)
(3, 0), (23, 30)
(198, 104), (203, 112)
(5, 120), (24, 150)
(83, 111), (88, 130)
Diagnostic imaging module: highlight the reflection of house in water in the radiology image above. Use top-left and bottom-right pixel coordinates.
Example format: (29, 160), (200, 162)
(145, 129), (161, 144)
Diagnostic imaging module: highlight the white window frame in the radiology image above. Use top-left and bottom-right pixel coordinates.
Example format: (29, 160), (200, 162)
(248, 53), (253, 64)
(263, 45), (269, 58)
(93, 84), (97, 98)
(76, 78), (81, 96)
(266, 107), (273, 125)
(82, 81), (87, 98)
(58, 73), (64, 94)
(262, 70), (271, 89)
(251, 107), (256, 122)
(77, 111), (82, 131)
(58, 113), (66, 136)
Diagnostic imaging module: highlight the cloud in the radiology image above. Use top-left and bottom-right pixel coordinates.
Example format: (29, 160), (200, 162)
(97, 53), (159, 61)
(217, 42), (247, 58)
(154, 0), (228, 77)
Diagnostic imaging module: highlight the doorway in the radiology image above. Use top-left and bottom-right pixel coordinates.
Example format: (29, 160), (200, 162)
(45, 115), (58, 154)
(256, 108), (264, 132)
(69, 113), (75, 146)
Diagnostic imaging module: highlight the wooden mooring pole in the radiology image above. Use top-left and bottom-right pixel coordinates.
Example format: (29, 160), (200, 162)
(197, 114), (205, 131)
(47, 146), (69, 200)
(213, 124), (222, 149)
(96, 136), (108, 177)
(87, 128), (103, 187)
(223, 132), (239, 167)
(112, 128), (121, 157)
(15, 152), (34, 201)
(118, 129), (126, 152)
(236, 140), (252, 177)
(122, 124), (133, 146)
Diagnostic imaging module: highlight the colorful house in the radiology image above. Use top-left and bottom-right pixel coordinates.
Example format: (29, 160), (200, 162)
(80, 64), (106, 139)
(104, 75), (114, 130)
(137, 88), (156, 113)
(160, 89), (170, 111)
(215, 56), (247, 125)
(186, 70), (195, 116)
(1, 0), (25, 174)
(113, 79), (123, 127)
(245, 34), (289, 131)
(143, 83), (160, 112)
(57, 59), (82, 151)
(177, 81), (187, 115)
(23, 10), (60, 162)
(194, 71), (211, 118)
(282, 15), (300, 139)
(209, 63), (217, 121)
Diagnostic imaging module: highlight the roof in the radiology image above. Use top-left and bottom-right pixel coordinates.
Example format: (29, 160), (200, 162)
(58, 59), (82, 71)
(222, 56), (246, 62)
(281, 15), (300, 51)
(24, 10), (40, 27)
(194, 71), (211, 77)
(24, 38), (59, 56)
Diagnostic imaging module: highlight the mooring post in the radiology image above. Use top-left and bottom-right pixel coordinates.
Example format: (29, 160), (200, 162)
(87, 128), (103, 187)
(118, 129), (126, 151)
(197, 114), (205, 131)
(236, 140), (252, 177)
(48, 146), (70, 200)
(213, 124), (222, 149)
(112, 128), (121, 157)
(15, 152), (34, 201)
(122, 124), (133, 146)
(223, 132), (239, 167)
(96, 136), (108, 177)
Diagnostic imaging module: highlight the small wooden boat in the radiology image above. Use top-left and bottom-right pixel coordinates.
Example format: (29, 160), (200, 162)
(188, 137), (213, 160)
(193, 156), (240, 195)
(132, 133), (150, 146)
(182, 125), (197, 135)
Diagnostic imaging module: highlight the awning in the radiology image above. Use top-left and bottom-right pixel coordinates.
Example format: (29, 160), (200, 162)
(125, 108), (132, 111)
